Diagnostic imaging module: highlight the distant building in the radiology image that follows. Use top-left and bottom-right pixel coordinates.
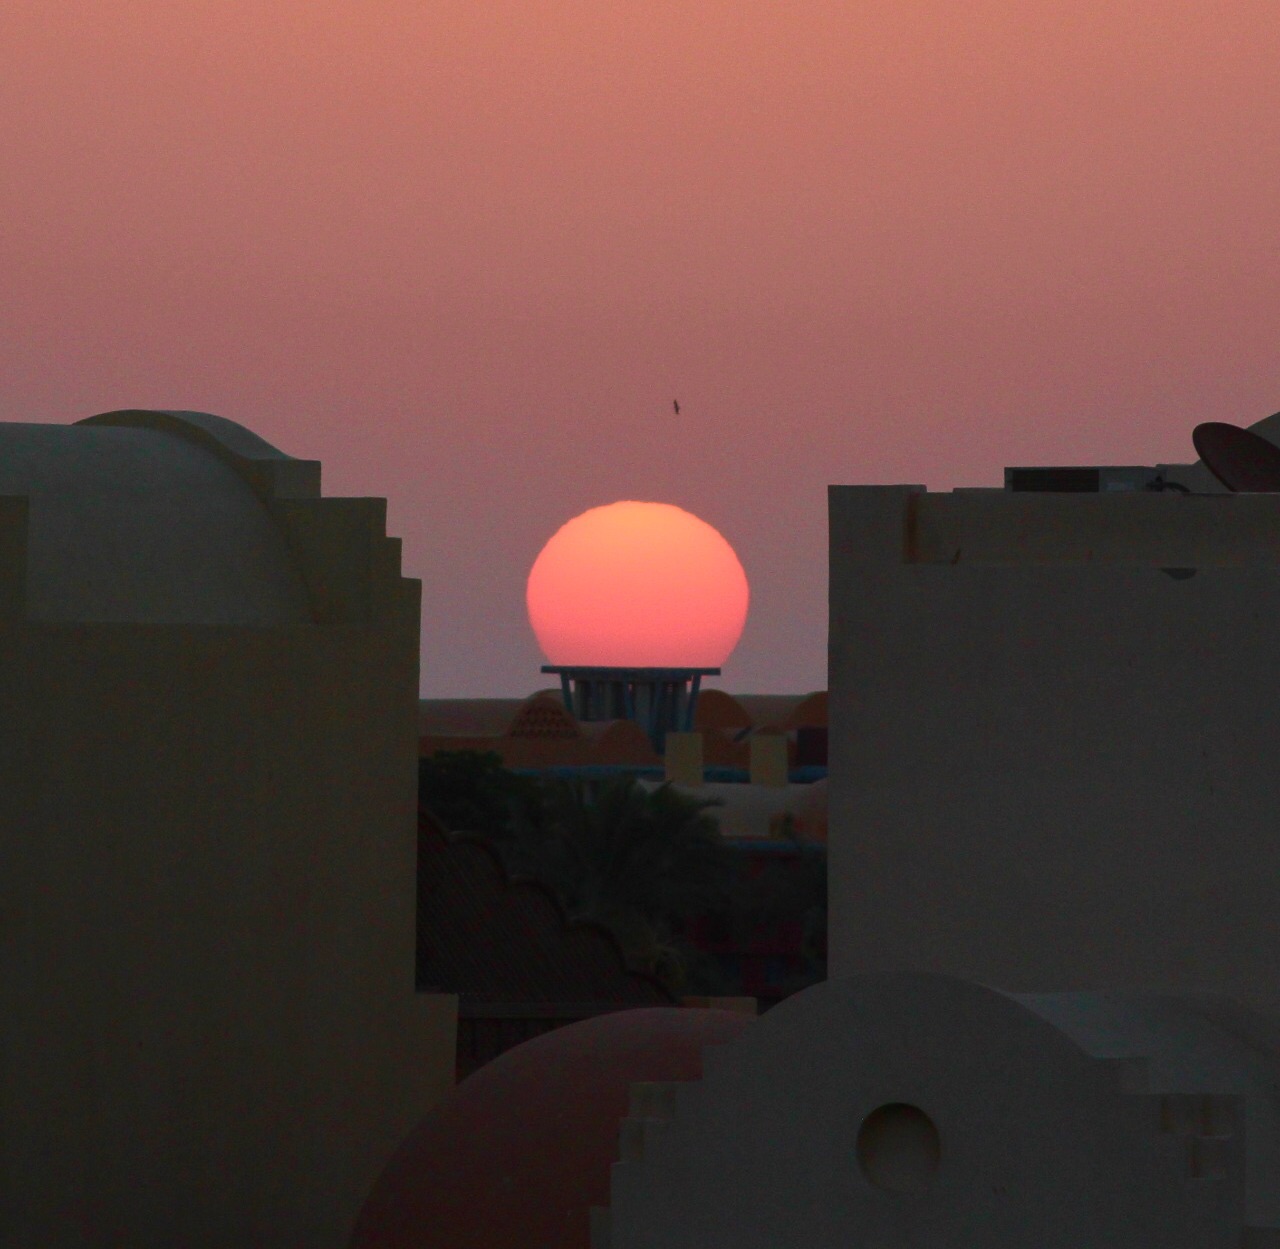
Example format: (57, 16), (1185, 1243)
(419, 687), (829, 840)
(419, 685), (828, 1017)
(692, 688), (829, 771)
(418, 691), (661, 768)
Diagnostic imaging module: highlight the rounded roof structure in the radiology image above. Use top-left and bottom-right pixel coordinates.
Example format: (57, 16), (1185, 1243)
(0, 410), (312, 624)
(694, 690), (828, 733)
(347, 1006), (754, 1249)
(736, 692), (827, 731)
(418, 692), (583, 740)
(579, 717), (661, 764)
(694, 688), (753, 731)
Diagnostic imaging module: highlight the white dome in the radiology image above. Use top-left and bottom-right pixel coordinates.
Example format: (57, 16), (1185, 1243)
(0, 410), (314, 624)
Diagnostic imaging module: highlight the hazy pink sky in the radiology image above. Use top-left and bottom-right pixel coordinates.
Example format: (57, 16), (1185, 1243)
(4, 3), (1278, 695)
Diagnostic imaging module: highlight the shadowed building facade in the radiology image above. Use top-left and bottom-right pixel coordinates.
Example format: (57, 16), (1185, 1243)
(0, 410), (456, 1248)
(827, 417), (1280, 1007)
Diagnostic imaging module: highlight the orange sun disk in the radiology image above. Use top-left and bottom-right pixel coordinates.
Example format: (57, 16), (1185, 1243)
(526, 501), (749, 668)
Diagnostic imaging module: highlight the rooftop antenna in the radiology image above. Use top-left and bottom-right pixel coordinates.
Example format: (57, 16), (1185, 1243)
(1192, 422), (1280, 492)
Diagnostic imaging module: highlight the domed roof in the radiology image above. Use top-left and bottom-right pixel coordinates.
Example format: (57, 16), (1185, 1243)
(507, 692), (581, 739)
(694, 691), (828, 733)
(0, 410), (313, 624)
(736, 692), (827, 731)
(418, 693), (584, 740)
(579, 717), (661, 764)
(694, 687), (752, 731)
(348, 1007), (754, 1249)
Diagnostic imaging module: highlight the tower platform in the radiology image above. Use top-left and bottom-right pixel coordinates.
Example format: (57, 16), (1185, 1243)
(542, 666), (719, 751)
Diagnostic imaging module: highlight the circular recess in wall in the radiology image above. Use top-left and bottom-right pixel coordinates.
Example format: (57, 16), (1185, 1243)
(856, 1102), (941, 1194)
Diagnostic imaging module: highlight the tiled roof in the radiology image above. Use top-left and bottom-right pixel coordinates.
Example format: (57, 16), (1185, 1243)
(416, 806), (676, 1007)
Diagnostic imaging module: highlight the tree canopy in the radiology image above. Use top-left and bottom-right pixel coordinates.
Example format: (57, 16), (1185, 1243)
(419, 752), (825, 998)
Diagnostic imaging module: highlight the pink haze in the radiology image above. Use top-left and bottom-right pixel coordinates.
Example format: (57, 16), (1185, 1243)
(2, 4), (1278, 693)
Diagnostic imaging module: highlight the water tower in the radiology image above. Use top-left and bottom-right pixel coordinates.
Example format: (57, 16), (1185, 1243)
(542, 665), (718, 751)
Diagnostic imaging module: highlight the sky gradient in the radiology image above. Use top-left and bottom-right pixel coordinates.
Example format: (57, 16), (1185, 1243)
(4, 3), (1278, 695)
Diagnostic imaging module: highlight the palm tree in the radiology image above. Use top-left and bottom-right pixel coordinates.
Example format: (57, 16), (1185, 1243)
(418, 749), (545, 840)
(539, 776), (734, 919)
(420, 757), (743, 993)
(523, 775), (738, 990)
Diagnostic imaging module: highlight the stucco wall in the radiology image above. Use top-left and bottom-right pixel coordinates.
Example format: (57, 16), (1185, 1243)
(829, 484), (1280, 1007)
(0, 412), (457, 1248)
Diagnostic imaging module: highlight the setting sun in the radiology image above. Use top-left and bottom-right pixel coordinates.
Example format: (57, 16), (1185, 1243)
(527, 501), (749, 667)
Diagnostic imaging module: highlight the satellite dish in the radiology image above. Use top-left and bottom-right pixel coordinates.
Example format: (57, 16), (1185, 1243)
(1192, 422), (1280, 492)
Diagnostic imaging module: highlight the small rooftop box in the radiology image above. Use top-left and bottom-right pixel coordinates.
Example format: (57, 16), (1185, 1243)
(1004, 465), (1162, 493)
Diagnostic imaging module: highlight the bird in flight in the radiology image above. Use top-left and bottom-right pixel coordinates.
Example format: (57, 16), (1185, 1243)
(673, 400), (680, 415)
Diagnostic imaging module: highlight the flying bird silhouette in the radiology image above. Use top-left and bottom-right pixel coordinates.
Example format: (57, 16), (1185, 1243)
(673, 400), (680, 414)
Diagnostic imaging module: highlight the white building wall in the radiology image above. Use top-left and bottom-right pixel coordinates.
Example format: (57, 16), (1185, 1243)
(829, 483), (1280, 1006)
(0, 411), (457, 1249)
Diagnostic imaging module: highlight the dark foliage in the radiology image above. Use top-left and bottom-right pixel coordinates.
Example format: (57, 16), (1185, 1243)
(418, 752), (825, 998)
(418, 750), (547, 840)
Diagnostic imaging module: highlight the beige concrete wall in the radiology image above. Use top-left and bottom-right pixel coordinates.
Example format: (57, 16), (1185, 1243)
(748, 733), (788, 787)
(664, 731), (704, 785)
(829, 484), (1280, 1007)
(907, 488), (1280, 566)
(0, 413), (457, 1248)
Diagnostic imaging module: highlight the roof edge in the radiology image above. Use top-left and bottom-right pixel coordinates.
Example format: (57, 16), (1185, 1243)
(77, 409), (322, 500)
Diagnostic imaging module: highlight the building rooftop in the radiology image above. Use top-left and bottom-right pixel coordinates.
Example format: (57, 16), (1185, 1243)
(349, 1006), (754, 1249)
(0, 410), (316, 623)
